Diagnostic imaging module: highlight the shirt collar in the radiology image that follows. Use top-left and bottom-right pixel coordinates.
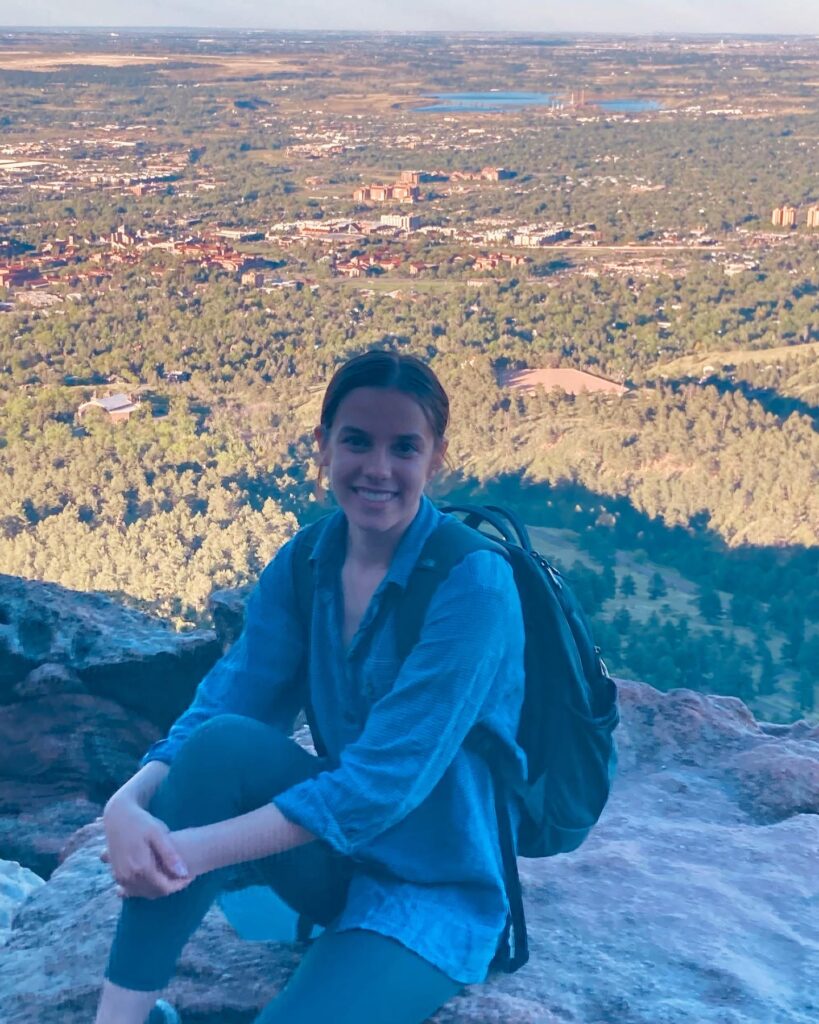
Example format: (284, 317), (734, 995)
(309, 495), (442, 591)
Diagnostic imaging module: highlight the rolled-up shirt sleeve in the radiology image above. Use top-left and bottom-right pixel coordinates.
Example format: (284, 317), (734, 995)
(140, 540), (305, 767)
(273, 550), (520, 856)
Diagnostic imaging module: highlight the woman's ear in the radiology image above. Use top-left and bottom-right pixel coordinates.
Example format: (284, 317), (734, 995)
(428, 437), (448, 478)
(314, 424), (329, 466)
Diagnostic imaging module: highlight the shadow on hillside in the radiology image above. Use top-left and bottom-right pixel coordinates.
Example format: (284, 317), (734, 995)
(665, 376), (819, 431)
(438, 470), (818, 601)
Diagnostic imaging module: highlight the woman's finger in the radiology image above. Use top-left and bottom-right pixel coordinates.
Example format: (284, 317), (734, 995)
(116, 870), (192, 901)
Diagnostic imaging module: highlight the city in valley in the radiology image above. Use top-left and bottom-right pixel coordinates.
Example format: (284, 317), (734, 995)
(0, 30), (817, 722)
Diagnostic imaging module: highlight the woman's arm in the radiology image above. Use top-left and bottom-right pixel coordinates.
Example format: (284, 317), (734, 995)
(103, 540), (308, 897)
(170, 804), (316, 878)
(105, 775), (316, 895)
(102, 762), (193, 898)
(106, 760), (170, 812)
(141, 540), (306, 768)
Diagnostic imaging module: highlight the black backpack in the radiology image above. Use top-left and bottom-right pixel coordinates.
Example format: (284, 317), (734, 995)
(292, 502), (619, 972)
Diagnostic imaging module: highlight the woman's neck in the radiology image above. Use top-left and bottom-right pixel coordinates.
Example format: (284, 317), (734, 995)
(345, 524), (400, 570)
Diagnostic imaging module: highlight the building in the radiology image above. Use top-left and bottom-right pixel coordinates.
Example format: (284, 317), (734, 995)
(390, 183), (420, 202)
(241, 270), (266, 288)
(399, 170), (421, 185)
(480, 167), (516, 181)
(109, 224), (138, 248)
(215, 229), (265, 242)
(0, 265), (41, 288)
(772, 205), (798, 228)
(77, 393), (139, 423)
(513, 227), (572, 247)
(407, 261), (438, 276)
(353, 183), (420, 204)
(379, 214), (421, 232)
(807, 206), (819, 229)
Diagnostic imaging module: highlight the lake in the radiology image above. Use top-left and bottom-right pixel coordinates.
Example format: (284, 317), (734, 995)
(415, 92), (660, 113)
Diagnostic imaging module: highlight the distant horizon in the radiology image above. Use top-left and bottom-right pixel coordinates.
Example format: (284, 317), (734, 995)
(0, 0), (817, 36)
(2, 26), (819, 37)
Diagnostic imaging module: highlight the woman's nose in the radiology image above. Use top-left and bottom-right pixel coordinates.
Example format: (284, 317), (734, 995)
(363, 446), (391, 477)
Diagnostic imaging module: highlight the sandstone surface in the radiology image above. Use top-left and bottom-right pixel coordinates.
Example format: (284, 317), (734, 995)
(0, 859), (43, 947)
(1, 678), (817, 1023)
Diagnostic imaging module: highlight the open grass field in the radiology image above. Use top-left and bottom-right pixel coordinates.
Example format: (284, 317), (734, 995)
(526, 523), (808, 724)
(651, 340), (819, 378)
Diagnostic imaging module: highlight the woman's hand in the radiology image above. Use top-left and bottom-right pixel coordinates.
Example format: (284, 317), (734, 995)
(101, 797), (192, 900)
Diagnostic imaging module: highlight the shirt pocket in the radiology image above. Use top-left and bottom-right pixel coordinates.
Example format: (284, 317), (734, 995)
(359, 654), (402, 704)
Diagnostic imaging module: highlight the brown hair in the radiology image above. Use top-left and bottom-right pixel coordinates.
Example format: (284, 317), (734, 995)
(316, 350), (449, 499)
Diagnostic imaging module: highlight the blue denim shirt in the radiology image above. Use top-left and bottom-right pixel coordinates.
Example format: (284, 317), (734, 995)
(142, 496), (526, 983)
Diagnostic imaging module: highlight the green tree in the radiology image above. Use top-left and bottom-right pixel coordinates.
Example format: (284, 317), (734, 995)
(698, 586), (722, 624)
(648, 572), (668, 601)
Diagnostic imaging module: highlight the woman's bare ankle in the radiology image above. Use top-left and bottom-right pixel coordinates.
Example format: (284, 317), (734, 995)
(95, 979), (161, 1024)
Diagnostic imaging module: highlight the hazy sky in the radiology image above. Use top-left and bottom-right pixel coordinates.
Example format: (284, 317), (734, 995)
(0, 0), (817, 35)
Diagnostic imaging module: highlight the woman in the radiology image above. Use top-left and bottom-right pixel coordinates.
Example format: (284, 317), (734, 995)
(96, 350), (527, 1024)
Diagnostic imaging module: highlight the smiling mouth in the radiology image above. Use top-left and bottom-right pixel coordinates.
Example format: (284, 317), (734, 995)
(354, 487), (397, 503)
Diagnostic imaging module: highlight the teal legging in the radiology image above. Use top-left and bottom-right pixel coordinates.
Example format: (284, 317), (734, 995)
(254, 928), (463, 1024)
(105, 714), (463, 1023)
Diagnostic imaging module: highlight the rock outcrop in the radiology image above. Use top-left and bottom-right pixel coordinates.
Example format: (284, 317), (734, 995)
(0, 859), (43, 947)
(1, 677), (818, 1023)
(0, 575), (221, 874)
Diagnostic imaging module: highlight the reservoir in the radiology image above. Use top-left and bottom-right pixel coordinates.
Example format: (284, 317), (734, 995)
(416, 92), (660, 113)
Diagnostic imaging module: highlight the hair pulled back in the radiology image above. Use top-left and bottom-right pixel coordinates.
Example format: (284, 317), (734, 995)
(320, 350), (449, 442)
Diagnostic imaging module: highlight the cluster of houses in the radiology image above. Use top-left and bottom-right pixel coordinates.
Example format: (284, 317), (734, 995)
(331, 249), (533, 279)
(0, 135), (188, 202)
(0, 226), (272, 296)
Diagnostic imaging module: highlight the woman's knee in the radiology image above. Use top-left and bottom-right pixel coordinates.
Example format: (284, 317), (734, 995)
(160, 715), (318, 814)
(175, 713), (283, 772)
(151, 715), (273, 821)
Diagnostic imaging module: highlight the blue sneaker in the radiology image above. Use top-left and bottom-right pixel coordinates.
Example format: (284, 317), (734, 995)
(146, 1000), (180, 1024)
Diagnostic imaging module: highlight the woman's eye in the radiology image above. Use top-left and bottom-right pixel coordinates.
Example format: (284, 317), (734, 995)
(394, 441), (418, 456)
(343, 436), (367, 448)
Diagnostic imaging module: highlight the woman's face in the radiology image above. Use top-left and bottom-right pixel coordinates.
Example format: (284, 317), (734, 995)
(315, 386), (447, 544)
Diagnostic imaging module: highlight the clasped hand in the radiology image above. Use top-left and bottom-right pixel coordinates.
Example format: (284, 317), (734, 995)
(101, 799), (205, 900)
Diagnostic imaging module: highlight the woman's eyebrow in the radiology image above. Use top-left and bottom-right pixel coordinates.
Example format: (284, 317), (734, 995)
(337, 426), (424, 443)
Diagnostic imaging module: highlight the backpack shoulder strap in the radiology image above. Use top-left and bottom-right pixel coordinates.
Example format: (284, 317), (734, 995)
(396, 516), (506, 661)
(291, 516), (330, 632)
(291, 515), (333, 758)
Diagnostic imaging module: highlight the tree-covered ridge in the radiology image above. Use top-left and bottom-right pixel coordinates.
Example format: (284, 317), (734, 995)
(3, 247), (818, 388)
(1, 31), (817, 718)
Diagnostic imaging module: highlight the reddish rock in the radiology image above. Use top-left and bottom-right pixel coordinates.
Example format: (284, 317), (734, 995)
(732, 740), (819, 822)
(0, 693), (159, 875)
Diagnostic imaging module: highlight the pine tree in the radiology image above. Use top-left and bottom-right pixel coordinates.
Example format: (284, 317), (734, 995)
(648, 571), (668, 601)
(698, 586), (722, 623)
